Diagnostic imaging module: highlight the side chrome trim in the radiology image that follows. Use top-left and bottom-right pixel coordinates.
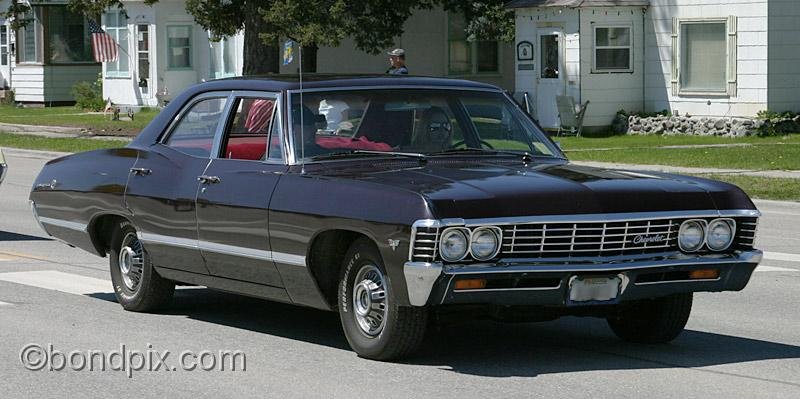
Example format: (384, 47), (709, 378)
(403, 261), (444, 306)
(137, 232), (306, 267)
(37, 216), (88, 232)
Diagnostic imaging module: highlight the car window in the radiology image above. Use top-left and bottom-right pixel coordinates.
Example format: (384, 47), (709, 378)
(164, 97), (227, 158)
(219, 97), (276, 161)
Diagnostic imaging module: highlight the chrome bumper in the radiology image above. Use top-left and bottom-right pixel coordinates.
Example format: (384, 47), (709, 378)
(403, 250), (763, 307)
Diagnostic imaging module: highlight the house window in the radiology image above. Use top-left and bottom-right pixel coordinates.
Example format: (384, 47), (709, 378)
(680, 21), (727, 93)
(1, 26), (8, 66)
(17, 9), (42, 64)
(447, 13), (499, 75)
(209, 36), (237, 79)
(48, 7), (93, 64)
(593, 25), (632, 72)
(167, 26), (192, 69)
(104, 11), (129, 77)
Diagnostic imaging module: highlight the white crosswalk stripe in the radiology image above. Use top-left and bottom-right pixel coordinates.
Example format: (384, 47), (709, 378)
(763, 251), (800, 263)
(0, 270), (112, 296)
(755, 265), (798, 273)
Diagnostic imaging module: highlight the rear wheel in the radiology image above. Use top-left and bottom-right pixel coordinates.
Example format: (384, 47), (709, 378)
(338, 238), (428, 360)
(109, 221), (174, 312)
(607, 293), (693, 344)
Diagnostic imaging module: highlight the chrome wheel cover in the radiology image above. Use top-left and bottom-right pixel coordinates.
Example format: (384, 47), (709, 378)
(118, 232), (144, 291)
(352, 264), (388, 337)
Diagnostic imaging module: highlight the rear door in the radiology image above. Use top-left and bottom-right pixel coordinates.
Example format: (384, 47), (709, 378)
(125, 93), (231, 274)
(195, 92), (287, 286)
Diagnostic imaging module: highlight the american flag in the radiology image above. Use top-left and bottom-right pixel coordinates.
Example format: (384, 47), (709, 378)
(244, 99), (275, 133)
(88, 19), (118, 63)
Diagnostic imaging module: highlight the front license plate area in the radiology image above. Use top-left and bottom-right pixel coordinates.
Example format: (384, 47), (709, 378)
(567, 275), (621, 306)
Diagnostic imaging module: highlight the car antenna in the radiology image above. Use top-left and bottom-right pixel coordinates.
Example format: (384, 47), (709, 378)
(298, 42), (305, 174)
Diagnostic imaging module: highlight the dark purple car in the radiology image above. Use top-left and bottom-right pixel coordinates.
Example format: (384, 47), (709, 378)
(29, 76), (761, 360)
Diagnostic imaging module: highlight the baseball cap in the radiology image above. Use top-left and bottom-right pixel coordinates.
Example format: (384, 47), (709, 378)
(387, 48), (405, 57)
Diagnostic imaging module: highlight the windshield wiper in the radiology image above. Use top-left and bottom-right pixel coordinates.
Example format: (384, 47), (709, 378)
(429, 148), (534, 163)
(311, 149), (427, 161)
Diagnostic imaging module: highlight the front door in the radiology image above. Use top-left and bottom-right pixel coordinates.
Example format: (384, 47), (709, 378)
(536, 28), (565, 129)
(196, 94), (286, 286)
(0, 25), (10, 88)
(125, 94), (230, 275)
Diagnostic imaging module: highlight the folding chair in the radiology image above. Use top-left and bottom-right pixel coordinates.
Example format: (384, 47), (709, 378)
(556, 96), (589, 137)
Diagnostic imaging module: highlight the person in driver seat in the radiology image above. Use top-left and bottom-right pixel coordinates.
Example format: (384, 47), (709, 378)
(411, 106), (452, 152)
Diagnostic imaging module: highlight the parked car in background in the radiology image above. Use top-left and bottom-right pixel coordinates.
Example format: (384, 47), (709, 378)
(29, 76), (762, 360)
(0, 148), (7, 186)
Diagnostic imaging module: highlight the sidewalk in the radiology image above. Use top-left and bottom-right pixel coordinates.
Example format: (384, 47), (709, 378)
(572, 161), (800, 179)
(0, 126), (133, 141)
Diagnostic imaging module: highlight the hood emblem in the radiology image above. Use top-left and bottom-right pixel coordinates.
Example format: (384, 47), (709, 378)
(632, 234), (666, 245)
(387, 239), (400, 251)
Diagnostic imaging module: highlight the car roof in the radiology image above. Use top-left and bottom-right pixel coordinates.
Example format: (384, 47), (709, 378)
(192, 75), (503, 92)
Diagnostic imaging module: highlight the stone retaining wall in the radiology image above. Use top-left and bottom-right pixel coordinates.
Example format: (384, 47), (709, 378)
(613, 113), (800, 137)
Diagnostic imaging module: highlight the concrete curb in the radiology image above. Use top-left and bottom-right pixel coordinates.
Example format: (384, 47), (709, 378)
(572, 161), (800, 179)
(0, 127), (134, 141)
(0, 147), (72, 160)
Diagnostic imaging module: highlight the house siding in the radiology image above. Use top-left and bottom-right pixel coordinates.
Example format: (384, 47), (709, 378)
(767, 0), (800, 112)
(579, 6), (645, 127)
(645, 0), (769, 117)
(12, 65), (45, 103)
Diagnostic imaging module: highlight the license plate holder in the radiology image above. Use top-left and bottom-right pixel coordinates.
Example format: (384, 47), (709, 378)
(567, 275), (622, 306)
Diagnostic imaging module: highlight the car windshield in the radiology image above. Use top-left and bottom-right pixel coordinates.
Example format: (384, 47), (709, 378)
(289, 89), (562, 161)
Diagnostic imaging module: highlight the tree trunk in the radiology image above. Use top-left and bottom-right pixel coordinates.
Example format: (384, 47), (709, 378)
(242, 1), (279, 75)
(301, 44), (318, 73)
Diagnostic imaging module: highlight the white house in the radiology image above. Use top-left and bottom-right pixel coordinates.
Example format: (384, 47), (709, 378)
(98, 1), (515, 107)
(510, 0), (800, 130)
(0, 0), (101, 104)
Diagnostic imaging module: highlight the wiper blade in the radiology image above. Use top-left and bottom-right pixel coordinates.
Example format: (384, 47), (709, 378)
(430, 148), (534, 162)
(310, 150), (427, 161)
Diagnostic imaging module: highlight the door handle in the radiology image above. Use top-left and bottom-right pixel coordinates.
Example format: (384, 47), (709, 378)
(130, 167), (152, 176)
(197, 175), (221, 184)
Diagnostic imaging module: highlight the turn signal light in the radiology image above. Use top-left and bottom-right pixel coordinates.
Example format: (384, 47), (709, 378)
(689, 269), (720, 280)
(454, 279), (487, 290)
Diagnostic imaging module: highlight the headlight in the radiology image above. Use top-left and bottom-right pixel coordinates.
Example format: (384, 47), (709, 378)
(679, 220), (706, 252)
(470, 227), (501, 261)
(706, 218), (735, 251)
(439, 228), (469, 262)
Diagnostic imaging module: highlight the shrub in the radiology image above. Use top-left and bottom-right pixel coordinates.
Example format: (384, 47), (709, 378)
(1, 89), (14, 105)
(71, 73), (105, 111)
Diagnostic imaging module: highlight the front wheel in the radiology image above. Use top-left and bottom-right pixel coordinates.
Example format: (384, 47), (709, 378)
(338, 238), (428, 360)
(109, 221), (175, 312)
(607, 293), (693, 344)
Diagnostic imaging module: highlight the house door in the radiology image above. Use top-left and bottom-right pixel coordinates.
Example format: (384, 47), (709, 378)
(136, 24), (154, 101)
(0, 25), (9, 88)
(536, 29), (564, 129)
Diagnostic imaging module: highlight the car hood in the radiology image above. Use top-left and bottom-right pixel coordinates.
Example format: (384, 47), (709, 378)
(308, 159), (755, 219)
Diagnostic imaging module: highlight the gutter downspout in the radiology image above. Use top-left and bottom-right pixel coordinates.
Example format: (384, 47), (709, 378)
(642, 7), (647, 113)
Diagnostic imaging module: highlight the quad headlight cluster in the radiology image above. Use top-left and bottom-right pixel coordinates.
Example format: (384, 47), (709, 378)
(678, 218), (735, 252)
(439, 226), (502, 262)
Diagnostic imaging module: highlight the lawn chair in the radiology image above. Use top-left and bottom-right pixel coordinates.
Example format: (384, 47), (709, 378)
(556, 96), (589, 137)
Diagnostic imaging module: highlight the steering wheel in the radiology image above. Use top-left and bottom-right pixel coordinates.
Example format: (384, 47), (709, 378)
(451, 140), (495, 150)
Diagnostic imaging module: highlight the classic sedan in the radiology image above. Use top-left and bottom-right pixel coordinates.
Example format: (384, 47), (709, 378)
(29, 76), (762, 360)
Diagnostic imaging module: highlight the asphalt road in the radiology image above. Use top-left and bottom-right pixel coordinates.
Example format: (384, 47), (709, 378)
(1, 150), (798, 398)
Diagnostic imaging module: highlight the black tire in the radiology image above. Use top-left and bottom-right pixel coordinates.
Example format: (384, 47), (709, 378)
(109, 221), (175, 312)
(338, 238), (428, 360)
(607, 293), (693, 344)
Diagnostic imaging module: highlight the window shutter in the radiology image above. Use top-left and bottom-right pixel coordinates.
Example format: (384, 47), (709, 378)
(671, 18), (679, 96)
(727, 15), (738, 97)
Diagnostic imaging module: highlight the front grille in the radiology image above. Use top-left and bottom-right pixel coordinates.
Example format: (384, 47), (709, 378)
(409, 214), (759, 262)
(502, 219), (680, 259)
(410, 225), (440, 262)
(735, 217), (758, 249)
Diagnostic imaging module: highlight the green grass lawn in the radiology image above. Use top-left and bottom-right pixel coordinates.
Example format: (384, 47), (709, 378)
(0, 133), (129, 153)
(560, 135), (800, 170)
(695, 174), (800, 202)
(0, 105), (159, 135)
